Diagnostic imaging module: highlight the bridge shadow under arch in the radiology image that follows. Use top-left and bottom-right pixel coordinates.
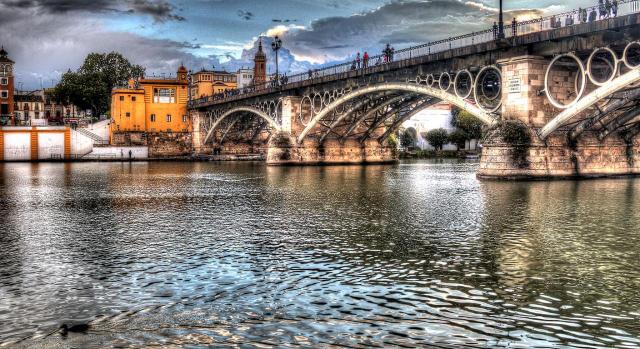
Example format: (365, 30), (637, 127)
(203, 106), (281, 145)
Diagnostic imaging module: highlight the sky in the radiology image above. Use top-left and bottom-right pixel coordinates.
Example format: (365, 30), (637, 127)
(0, 0), (576, 90)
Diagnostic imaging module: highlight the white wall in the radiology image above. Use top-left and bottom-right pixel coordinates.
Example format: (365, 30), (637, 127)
(38, 132), (64, 160)
(3, 132), (31, 160)
(84, 146), (148, 160)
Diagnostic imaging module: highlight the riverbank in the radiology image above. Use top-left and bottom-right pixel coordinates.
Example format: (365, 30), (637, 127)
(400, 149), (480, 159)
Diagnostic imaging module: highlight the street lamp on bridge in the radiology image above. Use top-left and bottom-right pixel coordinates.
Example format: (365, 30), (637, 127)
(271, 36), (282, 84)
(498, 0), (505, 39)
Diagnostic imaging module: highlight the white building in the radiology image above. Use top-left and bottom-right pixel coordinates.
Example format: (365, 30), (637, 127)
(402, 102), (478, 151)
(236, 68), (254, 89)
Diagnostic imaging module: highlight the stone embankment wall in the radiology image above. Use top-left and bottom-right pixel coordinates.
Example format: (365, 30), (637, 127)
(148, 132), (193, 158)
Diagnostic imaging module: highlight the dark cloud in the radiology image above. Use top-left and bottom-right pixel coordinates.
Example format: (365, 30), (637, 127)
(0, 0), (185, 22)
(237, 9), (254, 20)
(129, 0), (185, 22)
(272, 18), (297, 23)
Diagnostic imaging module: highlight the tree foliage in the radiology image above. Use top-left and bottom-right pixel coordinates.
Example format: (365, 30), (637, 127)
(55, 52), (145, 118)
(448, 129), (468, 150)
(400, 127), (417, 148)
(451, 108), (484, 140)
(423, 128), (449, 150)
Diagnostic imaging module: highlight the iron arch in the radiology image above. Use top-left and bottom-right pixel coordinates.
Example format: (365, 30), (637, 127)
(296, 82), (496, 144)
(539, 68), (640, 139)
(203, 106), (281, 144)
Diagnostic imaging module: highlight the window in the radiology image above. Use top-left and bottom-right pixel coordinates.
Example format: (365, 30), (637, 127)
(182, 115), (188, 123)
(1, 90), (8, 99)
(0, 78), (7, 85)
(153, 88), (175, 103)
(151, 114), (156, 122)
(126, 112), (131, 117)
(119, 96), (124, 101)
(166, 114), (172, 122)
(131, 96), (136, 101)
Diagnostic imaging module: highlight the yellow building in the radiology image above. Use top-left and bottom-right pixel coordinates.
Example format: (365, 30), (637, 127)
(111, 65), (190, 141)
(190, 69), (237, 98)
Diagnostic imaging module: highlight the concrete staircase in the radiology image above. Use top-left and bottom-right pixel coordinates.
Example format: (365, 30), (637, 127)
(75, 127), (109, 146)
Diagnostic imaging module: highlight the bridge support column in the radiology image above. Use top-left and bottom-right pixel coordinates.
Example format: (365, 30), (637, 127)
(479, 56), (640, 179)
(192, 110), (213, 155)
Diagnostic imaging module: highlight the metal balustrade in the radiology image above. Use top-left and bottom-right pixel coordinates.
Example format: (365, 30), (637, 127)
(189, 0), (640, 108)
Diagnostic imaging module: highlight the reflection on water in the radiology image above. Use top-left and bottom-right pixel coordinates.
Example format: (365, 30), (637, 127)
(0, 160), (639, 348)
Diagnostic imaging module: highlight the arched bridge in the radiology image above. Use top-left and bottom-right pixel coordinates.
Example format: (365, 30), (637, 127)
(190, 2), (640, 179)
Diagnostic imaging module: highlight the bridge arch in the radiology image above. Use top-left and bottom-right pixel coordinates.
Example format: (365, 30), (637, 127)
(539, 67), (640, 139)
(296, 82), (497, 144)
(203, 106), (281, 144)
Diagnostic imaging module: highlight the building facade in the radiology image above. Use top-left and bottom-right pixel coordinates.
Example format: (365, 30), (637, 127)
(42, 88), (88, 126)
(14, 91), (45, 126)
(236, 68), (254, 89)
(111, 65), (191, 145)
(0, 46), (15, 125)
(189, 69), (237, 99)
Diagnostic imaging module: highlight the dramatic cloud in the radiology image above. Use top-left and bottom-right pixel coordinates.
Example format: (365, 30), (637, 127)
(1, 0), (185, 22)
(267, 0), (548, 64)
(0, 5), (211, 89)
(0, 0), (576, 89)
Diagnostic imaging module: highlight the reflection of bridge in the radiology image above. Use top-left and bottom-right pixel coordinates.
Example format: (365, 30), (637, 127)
(190, 2), (640, 179)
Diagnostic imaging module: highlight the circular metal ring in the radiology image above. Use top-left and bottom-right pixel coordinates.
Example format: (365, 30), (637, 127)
(473, 65), (502, 113)
(311, 93), (323, 114)
(322, 91), (331, 106)
(454, 69), (474, 99)
(426, 74), (435, 87)
(439, 72), (452, 91)
(587, 47), (619, 86)
(623, 41), (640, 69)
(544, 53), (587, 109)
(299, 96), (313, 125)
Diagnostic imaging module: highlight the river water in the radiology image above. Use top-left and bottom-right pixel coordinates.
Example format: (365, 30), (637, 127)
(0, 160), (639, 348)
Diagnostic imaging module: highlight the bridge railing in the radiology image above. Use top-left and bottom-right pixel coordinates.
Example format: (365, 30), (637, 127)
(190, 0), (640, 108)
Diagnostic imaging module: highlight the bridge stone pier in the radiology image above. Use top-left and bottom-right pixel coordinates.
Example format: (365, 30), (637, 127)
(191, 9), (640, 179)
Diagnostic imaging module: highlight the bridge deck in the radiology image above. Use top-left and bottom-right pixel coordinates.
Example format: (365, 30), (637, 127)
(189, 13), (640, 110)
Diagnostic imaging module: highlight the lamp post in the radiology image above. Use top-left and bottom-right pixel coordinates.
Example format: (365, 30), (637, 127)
(187, 70), (192, 103)
(271, 36), (282, 84)
(498, 0), (505, 39)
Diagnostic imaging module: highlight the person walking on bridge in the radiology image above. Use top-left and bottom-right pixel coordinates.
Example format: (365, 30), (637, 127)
(356, 52), (361, 69)
(492, 22), (498, 39)
(599, 0), (607, 19)
(363, 51), (369, 68)
(383, 44), (391, 63)
(612, 0), (619, 17)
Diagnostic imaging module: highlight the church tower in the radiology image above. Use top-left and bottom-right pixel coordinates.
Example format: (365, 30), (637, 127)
(253, 39), (267, 87)
(0, 46), (15, 125)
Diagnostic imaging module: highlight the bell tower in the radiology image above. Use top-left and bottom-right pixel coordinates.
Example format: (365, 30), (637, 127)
(253, 39), (267, 86)
(0, 46), (15, 125)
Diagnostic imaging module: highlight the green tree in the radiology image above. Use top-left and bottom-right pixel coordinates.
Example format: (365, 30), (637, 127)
(423, 128), (449, 150)
(451, 108), (484, 149)
(448, 129), (468, 150)
(400, 127), (417, 148)
(55, 52), (145, 119)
